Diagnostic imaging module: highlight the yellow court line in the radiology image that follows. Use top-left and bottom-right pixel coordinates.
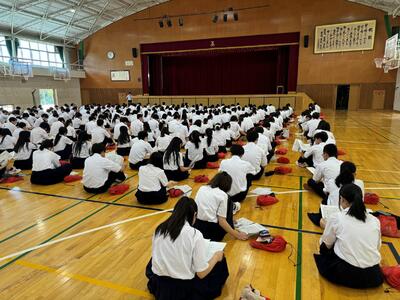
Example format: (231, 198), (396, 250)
(14, 259), (152, 299)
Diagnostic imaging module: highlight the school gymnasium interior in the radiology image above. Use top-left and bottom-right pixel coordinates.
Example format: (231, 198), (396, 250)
(0, 0), (400, 299)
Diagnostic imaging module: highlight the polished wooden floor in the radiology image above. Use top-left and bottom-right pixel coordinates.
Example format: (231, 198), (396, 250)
(0, 110), (399, 300)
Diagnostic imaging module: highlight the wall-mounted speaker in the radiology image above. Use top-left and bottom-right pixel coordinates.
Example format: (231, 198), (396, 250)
(132, 48), (138, 58)
(304, 35), (309, 48)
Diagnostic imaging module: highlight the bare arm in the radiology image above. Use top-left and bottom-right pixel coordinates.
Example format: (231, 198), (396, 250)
(196, 251), (224, 279)
(218, 216), (248, 240)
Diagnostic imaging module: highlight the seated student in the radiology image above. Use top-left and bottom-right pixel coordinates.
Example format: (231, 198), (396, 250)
(116, 126), (133, 156)
(13, 131), (36, 170)
(314, 120), (336, 145)
(219, 145), (255, 203)
(71, 131), (92, 169)
(143, 122), (156, 147)
(31, 122), (50, 146)
(146, 197), (229, 300)
(113, 117), (130, 140)
(242, 130), (268, 181)
(314, 183), (383, 289)
(305, 144), (342, 200)
(82, 143), (126, 194)
(221, 123), (234, 148)
(213, 124), (228, 153)
(0, 128), (16, 154)
(203, 128), (219, 162)
(12, 122), (27, 140)
(307, 161), (365, 227)
(155, 127), (171, 154)
(229, 115), (242, 140)
(297, 131), (328, 168)
(128, 130), (153, 169)
(306, 112), (320, 140)
(136, 152), (175, 205)
(65, 119), (76, 141)
(163, 137), (191, 181)
(254, 126), (273, 162)
(91, 119), (113, 145)
(31, 139), (72, 185)
(53, 127), (73, 160)
(184, 130), (207, 169)
(194, 172), (249, 242)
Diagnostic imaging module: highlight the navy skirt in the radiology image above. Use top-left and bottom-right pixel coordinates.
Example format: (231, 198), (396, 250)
(164, 169), (189, 182)
(146, 257), (229, 300)
(194, 219), (226, 242)
(136, 187), (168, 205)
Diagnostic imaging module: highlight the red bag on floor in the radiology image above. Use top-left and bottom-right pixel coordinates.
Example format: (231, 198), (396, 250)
(337, 149), (346, 156)
(109, 184), (129, 195)
(0, 176), (23, 184)
(218, 152), (226, 159)
(274, 166), (292, 174)
(274, 139), (281, 145)
(206, 162), (219, 169)
(257, 195), (279, 206)
(194, 175), (209, 183)
(275, 148), (288, 155)
(168, 188), (183, 198)
(106, 144), (116, 151)
(64, 175), (82, 183)
(378, 215), (400, 238)
(364, 193), (379, 205)
(250, 236), (287, 252)
(235, 140), (246, 146)
(382, 265), (400, 290)
(277, 157), (290, 164)
(59, 160), (69, 166)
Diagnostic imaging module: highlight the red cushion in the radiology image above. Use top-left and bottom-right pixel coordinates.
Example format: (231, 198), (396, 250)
(59, 160), (70, 166)
(275, 148), (288, 155)
(382, 265), (400, 290)
(194, 175), (209, 183)
(106, 144), (116, 151)
(277, 157), (290, 164)
(206, 162), (219, 169)
(364, 193), (379, 205)
(235, 140), (245, 146)
(108, 184), (129, 195)
(257, 195), (279, 206)
(0, 176), (23, 184)
(217, 152), (226, 159)
(337, 149), (346, 156)
(250, 236), (287, 252)
(168, 188), (184, 198)
(64, 175), (82, 183)
(274, 166), (292, 174)
(378, 215), (400, 238)
(274, 139), (281, 145)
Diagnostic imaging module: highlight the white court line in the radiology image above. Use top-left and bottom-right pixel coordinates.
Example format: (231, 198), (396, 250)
(247, 190), (308, 197)
(365, 187), (400, 190)
(0, 208), (173, 263)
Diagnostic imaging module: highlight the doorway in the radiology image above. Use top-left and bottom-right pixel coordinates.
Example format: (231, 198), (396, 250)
(336, 85), (350, 110)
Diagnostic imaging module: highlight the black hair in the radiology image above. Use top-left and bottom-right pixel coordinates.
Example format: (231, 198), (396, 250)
(246, 130), (258, 143)
(335, 161), (356, 187)
(317, 120), (331, 131)
(14, 131), (31, 153)
(208, 172), (232, 193)
(230, 144), (244, 156)
(164, 136), (181, 167)
(314, 131), (328, 143)
(155, 197), (198, 241)
(160, 127), (169, 137)
(39, 139), (53, 151)
(254, 126), (263, 134)
(138, 130), (148, 140)
(118, 126), (130, 145)
(323, 144), (338, 158)
(194, 120), (202, 127)
(17, 122), (26, 129)
(339, 183), (366, 222)
(8, 117), (17, 122)
(97, 119), (104, 127)
(205, 128), (213, 147)
(73, 131), (91, 156)
(40, 122), (50, 132)
(92, 143), (106, 154)
(149, 152), (163, 169)
(54, 127), (67, 146)
(312, 112), (320, 119)
(0, 128), (11, 144)
(189, 130), (201, 149)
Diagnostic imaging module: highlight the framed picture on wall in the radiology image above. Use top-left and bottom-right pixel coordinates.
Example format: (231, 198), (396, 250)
(314, 20), (376, 54)
(110, 70), (130, 81)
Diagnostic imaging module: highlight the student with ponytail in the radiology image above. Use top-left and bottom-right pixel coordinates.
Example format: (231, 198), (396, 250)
(0, 128), (16, 153)
(203, 128), (219, 162)
(71, 131), (92, 169)
(116, 126), (133, 156)
(14, 131), (36, 170)
(146, 197), (229, 300)
(314, 183), (383, 289)
(53, 127), (73, 160)
(184, 130), (207, 169)
(31, 139), (72, 185)
(163, 137), (190, 181)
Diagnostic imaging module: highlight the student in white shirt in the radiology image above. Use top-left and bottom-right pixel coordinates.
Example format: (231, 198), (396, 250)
(83, 143), (126, 194)
(31, 140), (72, 185)
(116, 126), (133, 156)
(130, 113), (144, 137)
(306, 112), (321, 139)
(194, 172), (248, 242)
(203, 128), (219, 162)
(31, 122), (50, 145)
(3, 117), (17, 133)
(184, 130), (207, 169)
(0, 128), (16, 153)
(50, 118), (65, 138)
(314, 183), (383, 289)
(53, 127), (73, 160)
(91, 119), (112, 145)
(146, 197), (228, 300)
(305, 144), (342, 199)
(136, 152), (176, 205)
(12, 122), (27, 140)
(71, 131), (92, 169)
(242, 130), (268, 180)
(65, 119), (76, 141)
(219, 145), (256, 203)
(13, 131), (36, 170)
(129, 130), (153, 169)
(213, 124), (228, 153)
(155, 127), (171, 154)
(163, 137), (191, 181)
(254, 126), (273, 162)
(297, 131), (328, 168)
(113, 117), (129, 140)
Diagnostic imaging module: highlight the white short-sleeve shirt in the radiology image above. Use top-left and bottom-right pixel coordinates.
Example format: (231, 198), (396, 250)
(32, 149), (61, 171)
(138, 164), (168, 192)
(195, 186), (228, 223)
(82, 153), (121, 188)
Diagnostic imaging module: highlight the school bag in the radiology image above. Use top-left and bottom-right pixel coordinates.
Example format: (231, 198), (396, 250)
(274, 166), (292, 174)
(277, 157), (290, 164)
(275, 148), (288, 155)
(364, 193), (379, 205)
(256, 195), (279, 206)
(381, 265), (400, 290)
(194, 175), (209, 183)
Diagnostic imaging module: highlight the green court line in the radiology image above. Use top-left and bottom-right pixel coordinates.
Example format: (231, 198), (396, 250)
(295, 176), (303, 300)
(252, 183), (300, 191)
(0, 188), (137, 271)
(286, 174), (400, 186)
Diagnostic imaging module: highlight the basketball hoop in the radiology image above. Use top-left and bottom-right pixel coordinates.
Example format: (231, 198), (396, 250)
(374, 58), (386, 68)
(383, 65), (390, 73)
(51, 67), (71, 82)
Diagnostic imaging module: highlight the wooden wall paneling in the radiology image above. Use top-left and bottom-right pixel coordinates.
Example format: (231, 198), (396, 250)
(196, 98), (208, 106)
(148, 98), (159, 105)
(249, 97), (263, 106)
(209, 98), (221, 106)
(297, 85), (336, 109)
(171, 98), (184, 105)
(223, 97), (235, 105)
(348, 85), (361, 110)
(265, 97), (280, 107)
(280, 96), (296, 108)
(161, 98), (172, 105)
(372, 90), (385, 109)
(183, 97), (196, 106)
(236, 97), (249, 107)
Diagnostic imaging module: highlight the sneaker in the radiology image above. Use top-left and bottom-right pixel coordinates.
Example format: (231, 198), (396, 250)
(233, 202), (241, 215)
(240, 285), (267, 300)
(264, 171), (275, 177)
(303, 183), (311, 191)
(296, 161), (307, 168)
(8, 168), (21, 175)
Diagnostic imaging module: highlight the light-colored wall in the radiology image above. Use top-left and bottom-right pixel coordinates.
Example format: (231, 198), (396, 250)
(0, 76), (82, 109)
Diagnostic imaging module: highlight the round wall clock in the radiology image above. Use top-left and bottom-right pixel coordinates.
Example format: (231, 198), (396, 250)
(107, 51), (115, 60)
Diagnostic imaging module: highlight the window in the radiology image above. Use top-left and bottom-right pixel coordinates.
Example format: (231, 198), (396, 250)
(0, 36), (10, 63)
(0, 105), (13, 112)
(39, 89), (57, 110)
(17, 39), (63, 68)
